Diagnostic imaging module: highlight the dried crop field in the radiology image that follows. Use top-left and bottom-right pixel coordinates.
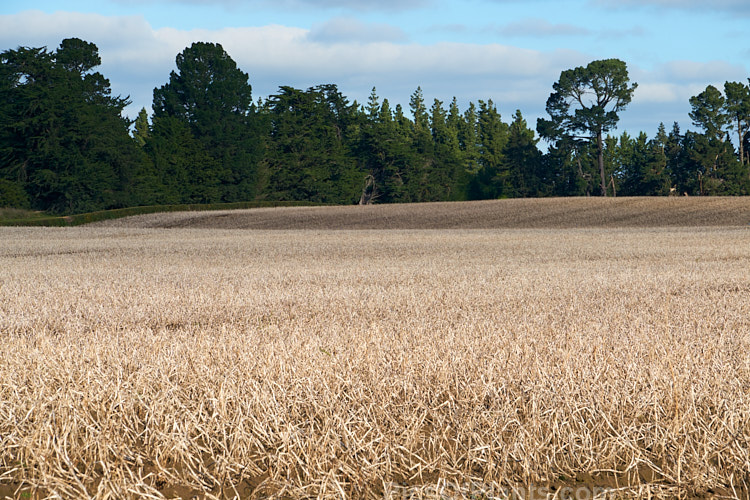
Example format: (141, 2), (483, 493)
(2, 200), (750, 499)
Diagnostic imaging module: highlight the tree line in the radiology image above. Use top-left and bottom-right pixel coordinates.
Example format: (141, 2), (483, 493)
(1, 38), (749, 214)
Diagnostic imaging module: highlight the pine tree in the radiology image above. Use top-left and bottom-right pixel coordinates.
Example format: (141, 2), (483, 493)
(429, 98), (463, 200)
(458, 102), (480, 176)
(133, 108), (150, 147)
(153, 42), (265, 202)
(688, 85), (748, 194)
(264, 85), (361, 203)
(503, 110), (543, 197)
(0, 39), (139, 213)
(723, 81), (750, 167)
(146, 116), (220, 203)
(537, 59), (637, 196)
(468, 100), (509, 199)
(400, 87), (434, 201)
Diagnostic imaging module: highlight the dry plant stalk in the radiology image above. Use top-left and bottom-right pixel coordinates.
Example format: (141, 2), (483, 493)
(1, 224), (749, 499)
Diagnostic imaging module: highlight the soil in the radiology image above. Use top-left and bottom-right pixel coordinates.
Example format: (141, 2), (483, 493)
(94, 197), (750, 230)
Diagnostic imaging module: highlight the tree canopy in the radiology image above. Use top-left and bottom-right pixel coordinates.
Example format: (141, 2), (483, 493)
(0, 38), (138, 213)
(1, 40), (749, 214)
(537, 59), (638, 196)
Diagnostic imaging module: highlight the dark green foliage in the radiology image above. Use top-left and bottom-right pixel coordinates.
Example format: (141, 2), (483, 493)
(686, 84), (750, 194)
(355, 90), (411, 204)
(538, 59), (637, 196)
(722, 81), (750, 166)
(504, 110), (545, 197)
(146, 116), (222, 203)
(689, 86), (728, 141)
(458, 103), (480, 176)
(152, 42), (265, 203)
(639, 125), (673, 196)
(609, 131), (671, 196)
(133, 108), (150, 147)
(263, 85), (361, 204)
(399, 86), (435, 202)
(684, 132), (747, 195)
(427, 98), (464, 200)
(540, 141), (591, 196)
(0, 39), (139, 214)
(0, 178), (30, 208)
(468, 100), (509, 199)
(2, 40), (749, 216)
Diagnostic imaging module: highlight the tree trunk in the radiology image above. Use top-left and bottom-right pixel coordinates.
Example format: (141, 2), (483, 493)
(737, 118), (746, 167)
(597, 131), (607, 196)
(358, 174), (375, 205)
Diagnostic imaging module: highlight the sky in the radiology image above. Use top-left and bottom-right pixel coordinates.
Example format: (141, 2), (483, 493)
(1, 0), (749, 142)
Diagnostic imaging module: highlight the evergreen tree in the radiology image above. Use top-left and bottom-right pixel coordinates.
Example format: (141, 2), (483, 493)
(540, 140), (591, 197)
(689, 85), (728, 141)
(685, 132), (746, 195)
(503, 110), (543, 197)
(400, 86), (434, 201)
(0, 39), (139, 213)
(446, 97), (471, 200)
(537, 59), (637, 196)
(723, 81), (750, 167)
(641, 124), (673, 196)
(458, 102), (480, 176)
(688, 86), (748, 194)
(152, 42), (265, 202)
(0, 179), (30, 208)
(264, 85), (361, 203)
(665, 122), (693, 195)
(468, 100), (508, 199)
(355, 91), (411, 204)
(146, 116), (221, 203)
(429, 98), (464, 200)
(365, 87), (380, 121)
(133, 108), (150, 147)
(611, 131), (663, 196)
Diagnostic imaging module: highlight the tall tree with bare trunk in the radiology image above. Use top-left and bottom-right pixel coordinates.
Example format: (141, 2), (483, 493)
(537, 59), (637, 196)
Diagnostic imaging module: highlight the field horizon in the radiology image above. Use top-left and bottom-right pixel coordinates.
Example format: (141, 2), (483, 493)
(94, 197), (750, 230)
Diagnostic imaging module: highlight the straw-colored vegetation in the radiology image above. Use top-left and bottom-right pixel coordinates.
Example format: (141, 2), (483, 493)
(1, 202), (750, 499)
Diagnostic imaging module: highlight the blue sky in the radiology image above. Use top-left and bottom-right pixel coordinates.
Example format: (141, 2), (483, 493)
(2, 0), (749, 141)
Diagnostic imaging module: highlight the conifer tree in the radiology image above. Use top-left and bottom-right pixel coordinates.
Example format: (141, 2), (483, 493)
(152, 42), (265, 202)
(503, 110), (543, 197)
(538, 59), (637, 196)
(0, 39), (138, 213)
(264, 85), (360, 203)
(133, 108), (150, 147)
(723, 81), (750, 167)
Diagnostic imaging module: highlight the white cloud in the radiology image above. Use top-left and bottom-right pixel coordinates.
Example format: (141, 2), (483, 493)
(626, 61), (746, 108)
(496, 18), (591, 37)
(594, 0), (750, 15)
(621, 60), (749, 133)
(1, 9), (742, 137)
(659, 60), (747, 83)
(490, 19), (644, 42)
(0, 10), (582, 118)
(115, 0), (430, 11)
(633, 83), (680, 103)
(307, 18), (408, 44)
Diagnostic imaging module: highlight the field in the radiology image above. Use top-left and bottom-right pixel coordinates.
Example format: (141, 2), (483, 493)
(95, 197), (750, 230)
(1, 198), (750, 499)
